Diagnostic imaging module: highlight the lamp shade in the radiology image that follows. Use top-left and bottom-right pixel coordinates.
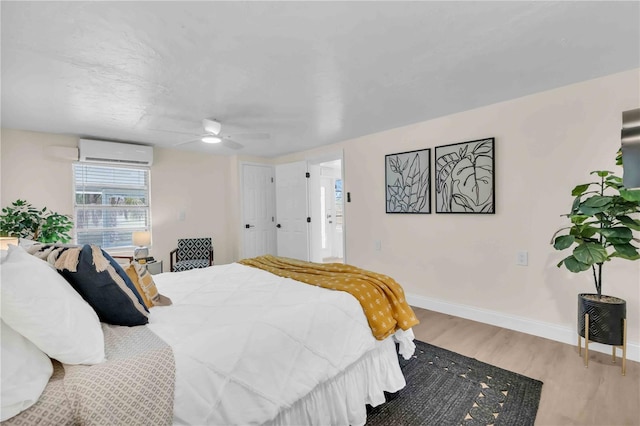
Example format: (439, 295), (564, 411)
(132, 231), (151, 247)
(0, 237), (19, 250)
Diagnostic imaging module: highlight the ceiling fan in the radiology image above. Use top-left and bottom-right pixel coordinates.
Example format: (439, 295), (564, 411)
(174, 118), (269, 150)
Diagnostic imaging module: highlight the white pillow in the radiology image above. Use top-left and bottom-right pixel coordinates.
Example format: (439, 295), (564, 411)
(18, 238), (39, 249)
(0, 320), (53, 421)
(0, 245), (105, 364)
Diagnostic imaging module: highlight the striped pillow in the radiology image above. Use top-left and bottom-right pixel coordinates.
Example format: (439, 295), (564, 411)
(125, 262), (172, 308)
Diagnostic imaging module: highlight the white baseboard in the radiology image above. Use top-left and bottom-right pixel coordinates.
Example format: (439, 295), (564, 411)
(406, 293), (640, 363)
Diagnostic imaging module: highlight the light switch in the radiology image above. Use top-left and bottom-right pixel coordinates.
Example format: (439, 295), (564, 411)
(517, 251), (528, 266)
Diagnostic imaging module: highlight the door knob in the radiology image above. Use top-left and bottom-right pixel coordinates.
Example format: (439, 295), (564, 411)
(245, 224), (255, 229)
(276, 224), (282, 228)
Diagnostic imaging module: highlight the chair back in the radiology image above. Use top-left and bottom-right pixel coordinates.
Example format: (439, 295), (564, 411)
(177, 238), (211, 260)
(177, 238), (212, 261)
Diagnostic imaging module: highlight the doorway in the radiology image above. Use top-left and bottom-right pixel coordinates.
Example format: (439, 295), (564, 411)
(308, 156), (344, 264)
(240, 155), (345, 264)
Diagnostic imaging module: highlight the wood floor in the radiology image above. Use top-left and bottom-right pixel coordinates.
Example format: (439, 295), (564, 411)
(410, 307), (640, 426)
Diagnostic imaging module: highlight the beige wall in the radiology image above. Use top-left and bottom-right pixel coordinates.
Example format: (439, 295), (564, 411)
(149, 148), (235, 267)
(277, 69), (640, 344)
(0, 129), (236, 267)
(0, 129), (78, 216)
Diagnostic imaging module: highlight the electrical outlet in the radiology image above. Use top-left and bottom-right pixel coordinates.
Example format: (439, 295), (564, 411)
(517, 251), (528, 266)
(375, 240), (382, 251)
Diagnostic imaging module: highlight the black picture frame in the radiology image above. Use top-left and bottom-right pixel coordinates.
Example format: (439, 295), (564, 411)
(385, 148), (431, 214)
(434, 137), (495, 214)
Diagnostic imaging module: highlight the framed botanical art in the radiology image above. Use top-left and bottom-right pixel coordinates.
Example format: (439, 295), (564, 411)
(435, 137), (495, 214)
(385, 148), (431, 214)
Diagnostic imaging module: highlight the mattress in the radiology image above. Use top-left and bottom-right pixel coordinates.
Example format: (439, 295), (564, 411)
(149, 262), (413, 425)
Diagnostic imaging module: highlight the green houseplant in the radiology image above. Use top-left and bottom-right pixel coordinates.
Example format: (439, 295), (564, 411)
(0, 199), (73, 243)
(551, 167), (640, 348)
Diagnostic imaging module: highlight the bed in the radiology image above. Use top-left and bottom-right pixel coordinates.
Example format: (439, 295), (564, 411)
(1, 245), (418, 425)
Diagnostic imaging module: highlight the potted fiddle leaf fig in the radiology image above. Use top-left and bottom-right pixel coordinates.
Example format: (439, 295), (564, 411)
(551, 168), (640, 348)
(0, 199), (73, 243)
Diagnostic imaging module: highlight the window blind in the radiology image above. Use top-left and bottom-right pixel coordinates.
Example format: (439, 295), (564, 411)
(73, 163), (150, 249)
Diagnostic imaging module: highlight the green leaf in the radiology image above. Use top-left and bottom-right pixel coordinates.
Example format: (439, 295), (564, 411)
(598, 227), (633, 242)
(606, 237), (634, 245)
(579, 205), (608, 216)
(571, 184), (590, 196)
(554, 235), (575, 250)
(573, 243), (608, 265)
(620, 188), (640, 202)
(571, 196), (581, 214)
(570, 215), (590, 225)
(592, 170), (611, 178)
(563, 255), (592, 272)
(606, 174), (623, 184)
(582, 196), (612, 208)
(575, 225), (598, 239)
(578, 196), (612, 216)
(617, 215), (640, 231)
(611, 243), (640, 260)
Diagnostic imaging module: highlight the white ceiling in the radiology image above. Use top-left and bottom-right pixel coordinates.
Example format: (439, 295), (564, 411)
(1, 1), (639, 158)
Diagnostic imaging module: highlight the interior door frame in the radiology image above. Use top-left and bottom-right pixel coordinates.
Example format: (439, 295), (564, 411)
(306, 150), (346, 264)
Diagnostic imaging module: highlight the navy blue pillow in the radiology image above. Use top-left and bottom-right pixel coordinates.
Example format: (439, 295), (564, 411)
(58, 245), (149, 326)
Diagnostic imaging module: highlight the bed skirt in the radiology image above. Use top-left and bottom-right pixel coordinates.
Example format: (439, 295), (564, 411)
(266, 337), (405, 426)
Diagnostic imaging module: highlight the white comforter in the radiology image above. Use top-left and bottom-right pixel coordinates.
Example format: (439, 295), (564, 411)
(149, 263), (408, 425)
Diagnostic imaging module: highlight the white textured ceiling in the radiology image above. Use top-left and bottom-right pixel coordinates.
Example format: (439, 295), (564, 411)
(1, 1), (639, 158)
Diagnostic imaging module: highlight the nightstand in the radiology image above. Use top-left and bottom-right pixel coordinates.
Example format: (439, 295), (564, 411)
(145, 260), (163, 275)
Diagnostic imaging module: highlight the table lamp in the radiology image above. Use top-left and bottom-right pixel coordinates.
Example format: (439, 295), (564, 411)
(132, 231), (151, 260)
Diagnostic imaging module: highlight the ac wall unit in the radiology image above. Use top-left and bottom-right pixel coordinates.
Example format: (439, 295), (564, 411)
(79, 139), (153, 166)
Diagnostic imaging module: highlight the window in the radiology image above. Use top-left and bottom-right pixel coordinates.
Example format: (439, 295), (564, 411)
(73, 163), (150, 249)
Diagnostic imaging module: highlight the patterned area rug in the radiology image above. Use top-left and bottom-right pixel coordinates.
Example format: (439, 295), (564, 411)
(366, 340), (543, 426)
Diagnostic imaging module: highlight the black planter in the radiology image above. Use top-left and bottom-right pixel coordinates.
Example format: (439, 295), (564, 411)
(578, 293), (626, 346)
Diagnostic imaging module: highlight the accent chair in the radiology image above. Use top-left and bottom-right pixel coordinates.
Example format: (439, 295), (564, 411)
(170, 237), (213, 272)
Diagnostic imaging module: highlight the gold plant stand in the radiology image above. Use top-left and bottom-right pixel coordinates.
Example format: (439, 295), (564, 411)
(578, 313), (627, 375)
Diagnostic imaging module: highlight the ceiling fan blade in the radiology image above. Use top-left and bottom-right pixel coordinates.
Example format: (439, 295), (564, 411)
(173, 138), (200, 147)
(227, 132), (270, 140)
(150, 128), (200, 136)
(222, 139), (244, 150)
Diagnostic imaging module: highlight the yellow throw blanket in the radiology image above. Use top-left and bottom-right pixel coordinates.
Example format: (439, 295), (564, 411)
(239, 255), (419, 340)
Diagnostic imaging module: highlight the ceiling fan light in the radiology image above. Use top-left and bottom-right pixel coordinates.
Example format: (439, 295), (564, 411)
(201, 135), (222, 144)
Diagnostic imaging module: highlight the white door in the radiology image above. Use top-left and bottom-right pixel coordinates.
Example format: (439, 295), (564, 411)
(241, 164), (276, 258)
(275, 161), (309, 261)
